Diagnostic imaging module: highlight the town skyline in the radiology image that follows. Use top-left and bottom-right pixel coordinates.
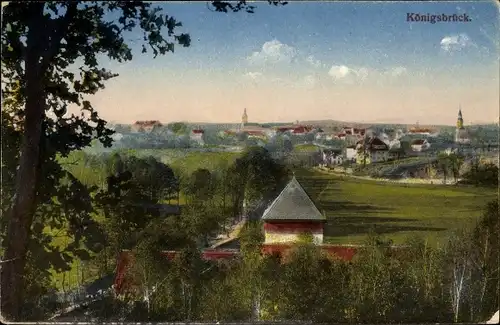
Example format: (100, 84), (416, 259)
(73, 1), (498, 125)
(115, 106), (496, 127)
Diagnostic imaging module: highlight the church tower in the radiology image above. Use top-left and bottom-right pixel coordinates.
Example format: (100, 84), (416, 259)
(241, 108), (248, 128)
(455, 105), (469, 144)
(456, 106), (464, 129)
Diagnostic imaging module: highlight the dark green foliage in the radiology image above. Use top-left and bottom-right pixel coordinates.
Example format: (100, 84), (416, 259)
(462, 162), (498, 186)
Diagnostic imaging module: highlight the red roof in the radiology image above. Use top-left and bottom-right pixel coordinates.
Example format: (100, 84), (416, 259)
(134, 120), (162, 126)
(192, 129), (204, 134)
(246, 130), (265, 136)
(293, 126), (312, 134)
(409, 127), (433, 133)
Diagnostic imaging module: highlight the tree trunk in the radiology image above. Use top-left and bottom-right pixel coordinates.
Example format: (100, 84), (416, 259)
(0, 4), (46, 320)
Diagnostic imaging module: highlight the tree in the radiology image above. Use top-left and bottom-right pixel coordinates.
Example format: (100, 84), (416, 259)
(186, 168), (215, 202)
(237, 146), (289, 209)
(462, 162), (498, 187)
(0, 2), (190, 318)
(467, 200), (500, 321)
(1, 0), (287, 319)
(238, 221), (265, 321)
(437, 153), (452, 184)
(168, 122), (188, 135)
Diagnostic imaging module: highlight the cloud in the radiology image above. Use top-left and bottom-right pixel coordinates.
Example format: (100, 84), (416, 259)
(306, 55), (322, 68)
(390, 66), (407, 77)
(328, 65), (351, 79)
(243, 71), (263, 80)
(327, 65), (408, 82)
(296, 75), (317, 89)
(247, 39), (297, 64)
(354, 67), (369, 80)
(440, 33), (474, 52)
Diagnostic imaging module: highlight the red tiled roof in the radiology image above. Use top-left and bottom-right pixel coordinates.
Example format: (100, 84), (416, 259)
(134, 120), (162, 126)
(192, 129), (204, 134)
(409, 127), (433, 133)
(246, 130), (265, 136)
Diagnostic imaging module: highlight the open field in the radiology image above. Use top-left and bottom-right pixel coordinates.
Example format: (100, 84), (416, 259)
(293, 144), (319, 152)
(295, 168), (497, 245)
(103, 148), (241, 175)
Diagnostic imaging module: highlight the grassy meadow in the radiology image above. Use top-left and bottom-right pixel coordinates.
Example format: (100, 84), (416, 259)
(295, 168), (497, 245)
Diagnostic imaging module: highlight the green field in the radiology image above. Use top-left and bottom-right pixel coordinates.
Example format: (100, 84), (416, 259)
(295, 168), (496, 245)
(293, 144), (319, 152)
(115, 148), (241, 175)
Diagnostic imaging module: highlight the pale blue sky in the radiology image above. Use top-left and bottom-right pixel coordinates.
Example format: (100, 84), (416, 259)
(89, 1), (499, 125)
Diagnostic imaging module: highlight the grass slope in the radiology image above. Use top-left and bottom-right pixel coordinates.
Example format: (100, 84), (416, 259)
(295, 168), (496, 245)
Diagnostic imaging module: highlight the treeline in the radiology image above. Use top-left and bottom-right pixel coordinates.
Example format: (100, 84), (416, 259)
(81, 200), (499, 323)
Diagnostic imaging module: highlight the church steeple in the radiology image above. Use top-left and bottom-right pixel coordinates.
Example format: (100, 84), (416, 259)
(242, 108), (248, 126)
(457, 105), (464, 129)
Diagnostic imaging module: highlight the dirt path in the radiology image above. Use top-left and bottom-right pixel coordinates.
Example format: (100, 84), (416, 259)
(210, 219), (246, 249)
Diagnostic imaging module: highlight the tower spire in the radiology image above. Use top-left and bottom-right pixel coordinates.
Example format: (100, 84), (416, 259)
(456, 104), (464, 129)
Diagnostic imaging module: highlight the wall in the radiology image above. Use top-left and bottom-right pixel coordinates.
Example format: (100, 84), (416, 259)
(264, 232), (323, 245)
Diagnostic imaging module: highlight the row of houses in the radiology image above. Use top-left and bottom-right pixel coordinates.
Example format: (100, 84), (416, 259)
(320, 136), (412, 166)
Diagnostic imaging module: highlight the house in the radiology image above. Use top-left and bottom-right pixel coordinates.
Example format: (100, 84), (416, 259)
(315, 132), (325, 140)
(355, 136), (390, 164)
(344, 145), (357, 162)
(261, 176), (326, 245)
(321, 150), (343, 166)
(292, 125), (312, 135)
(190, 129), (205, 145)
(132, 120), (162, 133)
(336, 133), (347, 140)
(342, 126), (366, 137)
(245, 130), (267, 140)
(411, 139), (431, 152)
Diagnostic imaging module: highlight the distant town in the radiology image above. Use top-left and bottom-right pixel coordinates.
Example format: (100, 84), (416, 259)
(101, 106), (499, 182)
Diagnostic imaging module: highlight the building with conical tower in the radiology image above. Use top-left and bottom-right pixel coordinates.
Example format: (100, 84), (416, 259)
(455, 105), (470, 144)
(261, 176), (326, 245)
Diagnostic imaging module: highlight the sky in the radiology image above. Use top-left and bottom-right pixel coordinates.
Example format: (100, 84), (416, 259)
(86, 1), (499, 125)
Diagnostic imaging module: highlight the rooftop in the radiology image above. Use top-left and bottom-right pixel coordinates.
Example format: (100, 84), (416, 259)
(261, 177), (326, 222)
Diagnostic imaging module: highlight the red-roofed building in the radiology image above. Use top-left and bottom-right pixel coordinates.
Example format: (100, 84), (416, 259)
(408, 127), (434, 135)
(132, 120), (162, 133)
(190, 129), (205, 145)
(342, 126), (366, 137)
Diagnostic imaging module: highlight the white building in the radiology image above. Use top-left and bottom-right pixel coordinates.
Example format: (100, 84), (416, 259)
(190, 129), (205, 145)
(411, 139), (431, 152)
(345, 146), (357, 161)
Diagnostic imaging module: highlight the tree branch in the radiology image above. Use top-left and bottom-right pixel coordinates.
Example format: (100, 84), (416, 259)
(41, 2), (78, 71)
